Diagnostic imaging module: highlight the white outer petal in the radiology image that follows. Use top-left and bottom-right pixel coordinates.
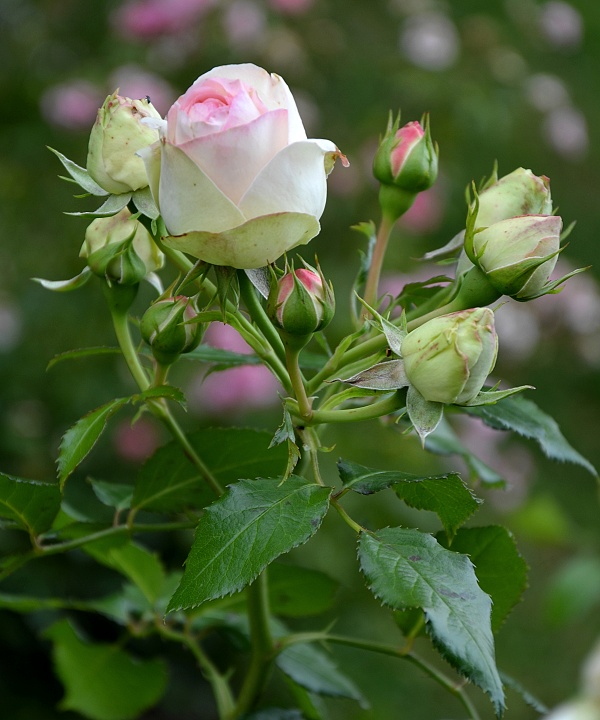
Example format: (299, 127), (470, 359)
(137, 141), (162, 208)
(157, 142), (245, 235)
(239, 139), (337, 220)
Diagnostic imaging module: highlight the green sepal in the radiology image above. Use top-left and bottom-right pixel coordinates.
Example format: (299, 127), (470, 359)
(406, 385), (444, 445)
(47, 146), (108, 196)
(65, 192), (131, 217)
(461, 384), (534, 407)
(32, 267), (92, 292)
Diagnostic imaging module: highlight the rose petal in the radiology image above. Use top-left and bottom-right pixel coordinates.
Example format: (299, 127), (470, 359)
(239, 139), (337, 220)
(178, 109), (289, 204)
(157, 142), (245, 235)
(162, 211), (320, 268)
(186, 63), (306, 143)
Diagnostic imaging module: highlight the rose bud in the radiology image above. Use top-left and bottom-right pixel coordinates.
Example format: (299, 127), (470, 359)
(373, 114), (438, 221)
(140, 296), (203, 365)
(474, 167), (553, 229)
(267, 264), (335, 340)
(467, 214), (562, 299)
(87, 90), (161, 195)
(401, 308), (498, 405)
(138, 63), (347, 269)
(81, 208), (164, 285)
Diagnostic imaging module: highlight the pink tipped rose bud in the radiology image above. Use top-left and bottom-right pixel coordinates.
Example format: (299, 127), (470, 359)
(402, 308), (498, 405)
(267, 264), (335, 338)
(81, 208), (164, 285)
(140, 295), (203, 365)
(86, 90), (162, 195)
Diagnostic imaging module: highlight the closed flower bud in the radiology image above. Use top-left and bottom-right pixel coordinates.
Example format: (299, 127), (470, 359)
(469, 214), (562, 299)
(267, 265), (335, 339)
(81, 208), (164, 285)
(373, 114), (438, 221)
(140, 296), (203, 365)
(475, 168), (553, 229)
(86, 91), (161, 195)
(402, 308), (497, 405)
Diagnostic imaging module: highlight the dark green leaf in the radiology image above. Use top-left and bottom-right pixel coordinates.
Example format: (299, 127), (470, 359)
(89, 480), (133, 511)
(135, 384), (187, 408)
(45, 619), (167, 720)
(283, 677), (329, 720)
(464, 396), (597, 476)
(243, 710), (304, 720)
(268, 564), (339, 617)
(277, 642), (366, 706)
(167, 477), (331, 611)
(184, 343), (262, 367)
(0, 474), (61, 536)
(58, 397), (130, 488)
(437, 526), (528, 631)
(338, 458), (480, 539)
(132, 428), (288, 514)
(47, 346), (123, 370)
(359, 528), (504, 715)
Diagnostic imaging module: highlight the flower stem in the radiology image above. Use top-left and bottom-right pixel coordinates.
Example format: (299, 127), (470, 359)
(286, 345), (312, 420)
(232, 571), (274, 718)
(362, 213), (395, 315)
(290, 391), (405, 426)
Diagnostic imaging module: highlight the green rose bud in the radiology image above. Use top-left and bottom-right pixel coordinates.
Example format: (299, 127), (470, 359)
(402, 308), (498, 405)
(475, 168), (553, 229)
(373, 114), (438, 221)
(86, 91), (161, 195)
(267, 264), (335, 341)
(81, 208), (164, 285)
(140, 296), (203, 365)
(467, 214), (562, 299)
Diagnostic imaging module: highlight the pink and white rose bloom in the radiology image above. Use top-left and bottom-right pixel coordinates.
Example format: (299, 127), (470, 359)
(139, 63), (347, 269)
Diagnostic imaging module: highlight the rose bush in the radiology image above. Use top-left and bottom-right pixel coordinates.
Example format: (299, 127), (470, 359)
(139, 63), (346, 269)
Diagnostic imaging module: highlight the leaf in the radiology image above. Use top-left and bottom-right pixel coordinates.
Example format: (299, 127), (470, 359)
(499, 671), (549, 714)
(167, 477), (331, 611)
(89, 480), (133, 512)
(47, 346), (123, 370)
(184, 344), (262, 368)
(425, 419), (505, 487)
(48, 147), (109, 196)
(65, 192), (131, 217)
(0, 474), (61, 536)
(464, 395), (597, 476)
(57, 397), (130, 488)
(277, 642), (366, 706)
(32, 267), (92, 292)
(270, 409), (300, 480)
(243, 711), (304, 720)
(135, 384), (187, 409)
(407, 385), (444, 444)
(342, 359), (409, 390)
(132, 428), (288, 514)
(45, 619), (167, 720)
(437, 526), (528, 631)
(268, 563), (339, 617)
(359, 528), (504, 715)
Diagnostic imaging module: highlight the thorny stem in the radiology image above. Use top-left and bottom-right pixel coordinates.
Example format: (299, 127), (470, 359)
(277, 633), (482, 720)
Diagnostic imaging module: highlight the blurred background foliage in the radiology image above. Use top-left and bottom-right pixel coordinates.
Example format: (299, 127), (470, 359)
(0, 0), (599, 718)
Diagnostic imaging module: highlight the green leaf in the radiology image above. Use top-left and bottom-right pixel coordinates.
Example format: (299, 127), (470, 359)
(277, 642), (366, 706)
(167, 477), (331, 611)
(464, 395), (597, 476)
(48, 147), (109, 196)
(268, 564), (339, 617)
(134, 384), (187, 409)
(32, 267), (92, 292)
(184, 343), (262, 367)
(82, 535), (166, 605)
(89, 479), (133, 512)
(0, 474), (61, 536)
(338, 458), (480, 539)
(426, 419), (505, 487)
(45, 619), (167, 720)
(47, 346), (123, 370)
(270, 409), (301, 480)
(499, 671), (549, 714)
(359, 528), (504, 715)
(132, 428), (288, 514)
(437, 526), (528, 632)
(57, 397), (130, 488)
(243, 710), (304, 720)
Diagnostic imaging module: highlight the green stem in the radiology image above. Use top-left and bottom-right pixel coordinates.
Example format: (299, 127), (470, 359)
(286, 345), (312, 420)
(109, 297), (150, 391)
(157, 622), (235, 719)
(277, 633), (481, 720)
(232, 571), (274, 718)
(237, 270), (286, 366)
(362, 213), (395, 314)
(290, 391), (405, 426)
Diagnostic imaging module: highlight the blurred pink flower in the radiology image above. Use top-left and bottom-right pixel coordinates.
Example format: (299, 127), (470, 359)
(108, 66), (176, 116)
(269, 0), (314, 14)
(113, 417), (161, 462)
(543, 105), (588, 161)
(400, 12), (460, 71)
(540, 1), (583, 49)
(40, 80), (104, 130)
(112, 0), (214, 39)
(189, 323), (280, 414)
(223, 0), (266, 48)
(399, 185), (444, 233)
